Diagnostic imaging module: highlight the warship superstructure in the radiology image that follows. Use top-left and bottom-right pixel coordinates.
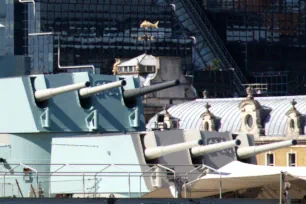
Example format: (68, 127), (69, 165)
(0, 71), (302, 199)
(1, 1), (306, 202)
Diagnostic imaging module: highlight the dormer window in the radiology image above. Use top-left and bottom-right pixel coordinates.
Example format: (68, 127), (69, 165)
(289, 119), (295, 130)
(200, 103), (218, 131)
(238, 87), (264, 137)
(156, 106), (179, 130)
(204, 122), (209, 131)
(245, 114), (254, 129)
(286, 99), (303, 136)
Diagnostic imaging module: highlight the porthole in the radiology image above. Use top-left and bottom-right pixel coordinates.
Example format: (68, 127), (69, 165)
(245, 114), (253, 129)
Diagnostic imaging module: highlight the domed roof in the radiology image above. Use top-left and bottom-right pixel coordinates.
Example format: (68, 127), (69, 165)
(147, 95), (306, 136)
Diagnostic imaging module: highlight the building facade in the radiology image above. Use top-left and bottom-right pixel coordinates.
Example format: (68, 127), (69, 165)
(198, 0), (306, 95)
(114, 53), (197, 122)
(147, 89), (306, 166)
(13, 0), (193, 75)
(6, 0), (306, 96)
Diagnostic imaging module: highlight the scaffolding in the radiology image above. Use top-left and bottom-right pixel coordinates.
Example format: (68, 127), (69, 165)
(251, 71), (288, 96)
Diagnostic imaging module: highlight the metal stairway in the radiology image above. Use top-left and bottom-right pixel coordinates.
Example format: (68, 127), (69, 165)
(169, 0), (247, 96)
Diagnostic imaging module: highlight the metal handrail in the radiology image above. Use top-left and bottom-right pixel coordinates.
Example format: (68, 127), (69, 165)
(0, 163), (225, 198)
(183, 165), (203, 198)
(176, 0), (247, 94)
(93, 164), (131, 198)
(20, 163), (38, 197)
(184, 164), (223, 199)
(139, 164), (176, 198)
(3, 163), (38, 197)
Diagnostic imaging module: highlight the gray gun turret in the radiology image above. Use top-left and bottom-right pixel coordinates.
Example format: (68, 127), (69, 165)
(35, 81), (90, 102)
(123, 80), (180, 107)
(79, 80), (126, 98)
(145, 139), (203, 160)
(191, 139), (241, 157)
(237, 139), (297, 159)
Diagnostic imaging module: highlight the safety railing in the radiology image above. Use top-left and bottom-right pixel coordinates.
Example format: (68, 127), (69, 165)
(0, 163), (222, 199)
(184, 164), (222, 199)
(0, 163), (297, 201)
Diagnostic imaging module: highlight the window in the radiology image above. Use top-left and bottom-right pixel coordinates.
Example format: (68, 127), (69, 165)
(266, 153), (275, 166)
(157, 115), (164, 123)
(146, 66), (155, 72)
(245, 114), (253, 129)
(204, 122), (209, 131)
(288, 153), (296, 167)
(289, 119), (295, 130)
(172, 121), (178, 129)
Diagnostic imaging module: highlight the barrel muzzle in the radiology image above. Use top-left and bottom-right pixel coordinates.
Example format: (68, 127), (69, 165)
(79, 80), (126, 98)
(123, 79), (180, 108)
(35, 81), (90, 102)
(191, 139), (241, 157)
(123, 79), (180, 100)
(236, 139), (297, 160)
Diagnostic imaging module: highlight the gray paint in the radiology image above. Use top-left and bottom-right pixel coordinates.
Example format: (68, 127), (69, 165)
(131, 134), (152, 191)
(0, 1), (6, 18)
(0, 73), (146, 133)
(0, 56), (31, 78)
(0, 133), (52, 197)
(152, 130), (201, 182)
(199, 131), (236, 169)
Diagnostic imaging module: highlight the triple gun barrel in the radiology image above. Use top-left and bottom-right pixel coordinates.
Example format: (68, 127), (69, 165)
(34, 79), (180, 104)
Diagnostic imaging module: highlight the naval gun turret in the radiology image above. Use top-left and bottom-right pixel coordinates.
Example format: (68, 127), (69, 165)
(0, 69), (181, 198)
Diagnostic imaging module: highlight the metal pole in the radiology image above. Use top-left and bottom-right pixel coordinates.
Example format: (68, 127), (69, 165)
(3, 164), (20, 197)
(31, 184), (37, 198)
(128, 173), (131, 198)
(83, 173), (85, 198)
(219, 173), (222, 199)
(280, 171), (283, 204)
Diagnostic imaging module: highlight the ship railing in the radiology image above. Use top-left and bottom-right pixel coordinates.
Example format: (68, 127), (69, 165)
(0, 163), (225, 198)
(183, 164), (222, 199)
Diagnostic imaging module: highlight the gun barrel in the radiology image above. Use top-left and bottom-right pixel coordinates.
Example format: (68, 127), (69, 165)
(79, 80), (126, 98)
(123, 80), (180, 100)
(145, 139), (202, 160)
(237, 139), (297, 159)
(191, 139), (241, 157)
(35, 81), (90, 102)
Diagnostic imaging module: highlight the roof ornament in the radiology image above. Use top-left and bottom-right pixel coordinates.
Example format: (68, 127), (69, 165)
(204, 102), (211, 112)
(203, 89), (208, 99)
(246, 86), (254, 99)
(112, 58), (120, 75)
(163, 104), (170, 116)
(290, 99), (297, 110)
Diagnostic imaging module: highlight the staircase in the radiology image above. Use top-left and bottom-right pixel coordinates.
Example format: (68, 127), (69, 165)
(169, 0), (247, 96)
